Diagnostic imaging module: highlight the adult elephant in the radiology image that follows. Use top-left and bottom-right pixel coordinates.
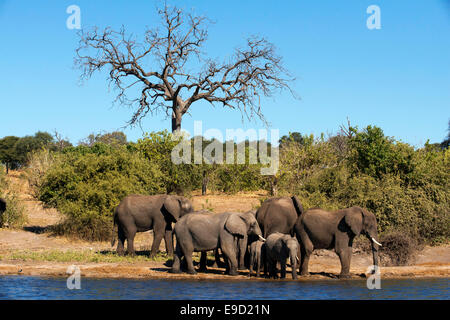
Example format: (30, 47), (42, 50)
(256, 196), (304, 238)
(112, 194), (193, 257)
(171, 211), (265, 275)
(201, 209), (258, 271)
(294, 206), (382, 279)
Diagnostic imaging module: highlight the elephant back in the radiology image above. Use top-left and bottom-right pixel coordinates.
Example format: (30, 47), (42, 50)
(256, 197), (302, 237)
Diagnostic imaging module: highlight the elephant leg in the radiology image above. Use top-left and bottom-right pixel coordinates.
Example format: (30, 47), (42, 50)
(261, 250), (266, 277)
(269, 259), (278, 279)
(336, 236), (352, 278)
(280, 258), (287, 279)
(198, 251), (208, 272)
(212, 248), (220, 268)
(299, 239), (313, 276)
(256, 254), (261, 278)
(267, 259), (273, 278)
(116, 226), (126, 256)
(184, 253), (197, 275)
(163, 223), (174, 256)
(177, 239), (196, 275)
(337, 247), (352, 278)
(170, 242), (182, 274)
(248, 254), (254, 277)
(125, 227), (137, 256)
(151, 227), (165, 258)
(238, 236), (247, 270)
(221, 240), (239, 276)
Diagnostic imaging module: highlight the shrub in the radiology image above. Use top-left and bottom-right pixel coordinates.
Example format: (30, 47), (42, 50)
(379, 231), (419, 266)
(272, 127), (449, 244)
(211, 163), (264, 193)
(136, 131), (202, 194)
(39, 145), (164, 241)
(0, 192), (27, 228)
(0, 168), (27, 228)
(26, 148), (59, 198)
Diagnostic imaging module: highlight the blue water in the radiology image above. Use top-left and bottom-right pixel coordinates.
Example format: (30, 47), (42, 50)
(0, 276), (448, 300)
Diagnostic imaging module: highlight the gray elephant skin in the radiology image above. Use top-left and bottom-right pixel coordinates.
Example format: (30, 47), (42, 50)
(112, 194), (193, 257)
(171, 211), (264, 275)
(265, 232), (299, 279)
(294, 206), (381, 278)
(249, 239), (265, 277)
(256, 196), (304, 238)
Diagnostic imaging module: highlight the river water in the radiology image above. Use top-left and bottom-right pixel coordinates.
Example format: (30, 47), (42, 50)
(0, 276), (448, 299)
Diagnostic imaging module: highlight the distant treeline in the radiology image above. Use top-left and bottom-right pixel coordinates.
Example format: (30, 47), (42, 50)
(0, 125), (449, 244)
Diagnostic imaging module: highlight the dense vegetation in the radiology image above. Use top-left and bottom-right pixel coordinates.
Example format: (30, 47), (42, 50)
(1, 125), (448, 245)
(275, 126), (449, 244)
(0, 169), (26, 228)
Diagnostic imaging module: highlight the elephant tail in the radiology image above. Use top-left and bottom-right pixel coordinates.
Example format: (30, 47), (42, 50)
(291, 195), (304, 217)
(111, 210), (118, 247)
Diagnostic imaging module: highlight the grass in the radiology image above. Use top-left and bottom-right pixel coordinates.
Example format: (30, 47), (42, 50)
(0, 249), (171, 263)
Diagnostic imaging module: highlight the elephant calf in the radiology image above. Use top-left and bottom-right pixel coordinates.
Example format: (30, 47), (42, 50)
(249, 240), (265, 277)
(171, 211), (265, 276)
(265, 232), (299, 279)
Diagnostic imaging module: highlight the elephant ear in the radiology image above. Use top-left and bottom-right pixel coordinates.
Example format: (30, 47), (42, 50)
(162, 196), (181, 222)
(344, 209), (363, 235)
(225, 214), (247, 237)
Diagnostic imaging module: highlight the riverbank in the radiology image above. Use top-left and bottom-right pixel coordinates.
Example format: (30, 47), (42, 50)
(0, 259), (448, 280)
(0, 244), (448, 280)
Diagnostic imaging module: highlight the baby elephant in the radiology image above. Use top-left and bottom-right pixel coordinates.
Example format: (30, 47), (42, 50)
(249, 240), (265, 277)
(265, 232), (299, 279)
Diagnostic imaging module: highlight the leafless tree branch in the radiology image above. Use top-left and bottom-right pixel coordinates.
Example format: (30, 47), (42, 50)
(75, 3), (297, 132)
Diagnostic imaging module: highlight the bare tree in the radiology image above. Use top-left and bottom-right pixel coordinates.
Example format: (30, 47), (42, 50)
(75, 3), (296, 132)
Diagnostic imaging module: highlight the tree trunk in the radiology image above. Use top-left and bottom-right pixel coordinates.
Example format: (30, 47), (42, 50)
(171, 108), (182, 133)
(270, 176), (278, 196)
(202, 170), (208, 195)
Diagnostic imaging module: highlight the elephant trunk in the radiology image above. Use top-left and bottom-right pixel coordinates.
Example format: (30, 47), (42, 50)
(371, 241), (379, 269)
(289, 249), (298, 279)
(367, 234), (381, 269)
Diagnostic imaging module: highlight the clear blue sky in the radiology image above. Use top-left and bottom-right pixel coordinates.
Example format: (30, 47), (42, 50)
(0, 0), (449, 146)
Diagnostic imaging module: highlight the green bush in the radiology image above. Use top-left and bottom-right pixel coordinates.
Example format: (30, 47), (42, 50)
(136, 131), (202, 194)
(272, 127), (449, 244)
(135, 131), (266, 194)
(0, 170), (27, 228)
(0, 192), (27, 228)
(39, 144), (164, 241)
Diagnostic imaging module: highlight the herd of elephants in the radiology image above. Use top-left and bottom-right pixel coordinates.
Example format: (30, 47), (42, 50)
(0, 194), (382, 279)
(112, 194), (382, 279)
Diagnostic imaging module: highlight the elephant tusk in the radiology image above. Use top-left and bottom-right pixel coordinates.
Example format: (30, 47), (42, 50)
(258, 235), (266, 242)
(371, 237), (382, 247)
(296, 256), (300, 263)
